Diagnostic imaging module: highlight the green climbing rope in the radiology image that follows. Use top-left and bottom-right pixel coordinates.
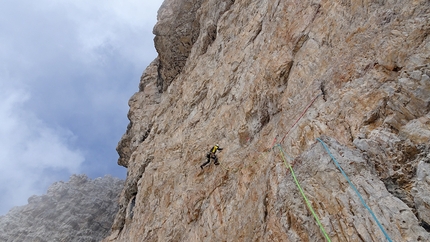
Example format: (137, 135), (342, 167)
(276, 144), (331, 242)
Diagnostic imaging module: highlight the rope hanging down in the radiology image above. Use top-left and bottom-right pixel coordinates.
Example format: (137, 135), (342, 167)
(276, 144), (332, 242)
(316, 138), (393, 242)
(279, 93), (322, 144)
(219, 91), (321, 172)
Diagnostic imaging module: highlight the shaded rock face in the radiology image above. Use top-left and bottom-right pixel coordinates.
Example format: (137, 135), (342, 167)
(0, 174), (123, 242)
(109, 0), (430, 241)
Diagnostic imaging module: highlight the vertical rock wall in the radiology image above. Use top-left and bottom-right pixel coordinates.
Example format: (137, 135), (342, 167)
(108, 0), (430, 241)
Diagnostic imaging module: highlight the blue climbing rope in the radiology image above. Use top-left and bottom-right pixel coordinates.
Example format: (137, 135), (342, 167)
(316, 138), (393, 242)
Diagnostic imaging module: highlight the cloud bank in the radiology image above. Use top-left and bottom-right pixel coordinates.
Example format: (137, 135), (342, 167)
(0, 85), (84, 214)
(0, 0), (163, 214)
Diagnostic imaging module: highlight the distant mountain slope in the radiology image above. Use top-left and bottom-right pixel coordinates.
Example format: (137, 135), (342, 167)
(0, 174), (123, 242)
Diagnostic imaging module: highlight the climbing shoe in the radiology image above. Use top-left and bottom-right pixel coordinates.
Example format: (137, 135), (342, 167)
(200, 165), (203, 169)
(214, 162), (220, 166)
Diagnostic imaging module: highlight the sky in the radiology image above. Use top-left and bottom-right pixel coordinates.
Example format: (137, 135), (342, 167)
(0, 0), (164, 215)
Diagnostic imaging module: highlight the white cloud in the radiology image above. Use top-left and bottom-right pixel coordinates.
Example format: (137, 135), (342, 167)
(45, 0), (162, 65)
(0, 0), (164, 215)
(0, 84), (84, 214)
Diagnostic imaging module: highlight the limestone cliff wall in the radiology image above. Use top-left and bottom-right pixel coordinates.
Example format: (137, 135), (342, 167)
(108, 0), (430, 241)
(0, 175), (123, 242)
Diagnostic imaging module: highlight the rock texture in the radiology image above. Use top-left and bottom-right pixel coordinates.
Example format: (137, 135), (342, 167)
(0, 174), (123, 242)
(108, 0), (430, 241)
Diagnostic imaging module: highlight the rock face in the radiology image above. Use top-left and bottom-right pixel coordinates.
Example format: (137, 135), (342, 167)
(0, 174), (123, 242)
(108, 0), (430, 241)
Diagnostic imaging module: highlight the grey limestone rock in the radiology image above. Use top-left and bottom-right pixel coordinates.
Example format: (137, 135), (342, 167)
(0, 174), (123, 242)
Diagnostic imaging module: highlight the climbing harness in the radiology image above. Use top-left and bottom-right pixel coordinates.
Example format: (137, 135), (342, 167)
(316, 138), (393, 242)
(276, 144), (332, 242)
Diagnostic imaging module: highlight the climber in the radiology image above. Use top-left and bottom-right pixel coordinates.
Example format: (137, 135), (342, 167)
(200, 144), (223, 169)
